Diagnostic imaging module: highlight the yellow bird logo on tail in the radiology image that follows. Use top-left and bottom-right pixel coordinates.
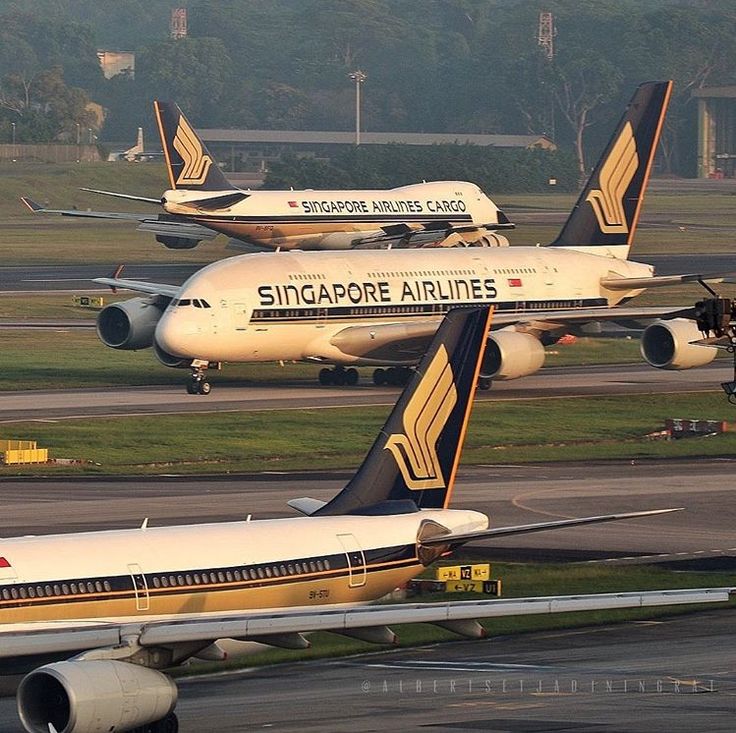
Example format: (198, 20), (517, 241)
(585, 121), (639, 234)
(385, 345), (457, 490)
(173, 115), (213, 186)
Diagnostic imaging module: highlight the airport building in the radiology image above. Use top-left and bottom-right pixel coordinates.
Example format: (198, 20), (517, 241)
(694, 86), (736, 178)
(198, 129), (555, 175)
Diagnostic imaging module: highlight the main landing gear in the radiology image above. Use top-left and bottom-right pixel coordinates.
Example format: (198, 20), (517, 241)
(372, 367), (413, 386)
(186, 360), (211, 395)
(318, 366), (359, 386)
(135, 712), (179, 733)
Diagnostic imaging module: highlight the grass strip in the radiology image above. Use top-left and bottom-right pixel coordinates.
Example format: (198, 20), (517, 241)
(3, 391), (735, 475)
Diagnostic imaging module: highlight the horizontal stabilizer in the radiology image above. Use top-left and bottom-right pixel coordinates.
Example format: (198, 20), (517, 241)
(601, 272), (736, 290)
(420, 508), (683, 547)
(172, 192), (249, 211)
(287, 497), (327, 516)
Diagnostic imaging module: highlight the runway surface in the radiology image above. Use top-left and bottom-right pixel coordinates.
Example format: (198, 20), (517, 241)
(0, 459), (733, 564)
(1, 254), (735, 293)
(0, 360), (731, 422)
(173, 609), (736, 733)
(0, 608), (733, 731)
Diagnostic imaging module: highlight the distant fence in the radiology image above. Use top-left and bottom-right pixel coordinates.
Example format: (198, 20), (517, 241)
(0, 143), (101, 163)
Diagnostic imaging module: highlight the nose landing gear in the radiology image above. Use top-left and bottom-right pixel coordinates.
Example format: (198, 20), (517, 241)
(185, 360), (215, 395)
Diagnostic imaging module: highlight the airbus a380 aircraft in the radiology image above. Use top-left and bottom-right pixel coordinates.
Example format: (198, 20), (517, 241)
(95, 81), (730, 395)
(3, 307), (731, 733)
(22, 102), (512, 251)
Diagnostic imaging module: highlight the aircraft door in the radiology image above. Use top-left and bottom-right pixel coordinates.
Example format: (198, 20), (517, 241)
(232, 301), (250, 332)
(128, 563), (150, 611)
(336, 533), (366, 588)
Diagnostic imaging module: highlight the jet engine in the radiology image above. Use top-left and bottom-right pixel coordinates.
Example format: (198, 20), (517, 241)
(96, 297), (166, 350)
(17, 660), (177, 733)
(153, 340), (191, 369)
(482, 330), (545, 380)
(640, 318), (716, 370)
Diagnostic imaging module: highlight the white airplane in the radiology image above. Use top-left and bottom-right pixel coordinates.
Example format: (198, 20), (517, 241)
(3, 307), (731, 733)
(21, 102), (513, 252)
(95, 81), (731, 395)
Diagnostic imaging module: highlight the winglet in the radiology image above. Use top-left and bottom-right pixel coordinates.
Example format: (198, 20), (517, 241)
(105, 264), (125, 294)
(20, 196), (44, 212)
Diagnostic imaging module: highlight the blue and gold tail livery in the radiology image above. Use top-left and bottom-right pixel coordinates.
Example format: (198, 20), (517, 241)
(154, 101), (231, 191)
(316, 307), (493, 516)
(548, 80), (672, 258)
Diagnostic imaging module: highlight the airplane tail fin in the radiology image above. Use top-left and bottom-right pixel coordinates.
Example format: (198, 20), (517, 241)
(153, 101), (232, 191)
(315, 307), (493, 516)
(547, 80), (672, 259)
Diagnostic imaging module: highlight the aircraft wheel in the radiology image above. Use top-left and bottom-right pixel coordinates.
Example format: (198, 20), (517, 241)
(186, 382), (197, 395)
(372, 368), (386, 386)
(478, 377), (492, 391)
(318, 368), (333, 386)
(385, 367), (399, 385)
(147, 712), (179, 733)
(332, 369), (346, 387)
(345, 368), (359, 386)
(198, 381), (211, 395)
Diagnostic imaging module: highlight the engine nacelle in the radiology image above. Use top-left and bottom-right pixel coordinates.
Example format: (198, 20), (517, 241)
(482, 330), (545, 380)
(96, 297), (165, 350)
(155, 234), (201, 249)
(17, 660), (177, 733)
(153, 340), (191, 369)
(640, 318), (717, 370)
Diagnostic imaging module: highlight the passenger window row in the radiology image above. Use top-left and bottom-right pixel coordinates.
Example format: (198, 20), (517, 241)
(149, 558), (332, 590)
(1, 579), (112, 601)
(0, 557), (336, 603)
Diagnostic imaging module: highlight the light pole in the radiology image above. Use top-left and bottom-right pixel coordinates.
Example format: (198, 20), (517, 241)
(11, 122), (16, 163)
(76, 123), (81, 163)
(349, 70), (366, 145)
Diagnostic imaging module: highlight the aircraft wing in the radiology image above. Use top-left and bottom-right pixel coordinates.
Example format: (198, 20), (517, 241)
(351, 219), (514, 249)
(21, 198), (217, 245)
(92, 278), (179, 299)
(0, 587), (731, 663)
(601, 272), (736, 290)
(325, 306), (687, 362)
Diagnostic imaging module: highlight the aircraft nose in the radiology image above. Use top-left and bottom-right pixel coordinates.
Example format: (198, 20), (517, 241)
(155, 311), (193, 357)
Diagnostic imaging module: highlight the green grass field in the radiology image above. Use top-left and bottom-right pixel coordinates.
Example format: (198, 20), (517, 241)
(0, 329), (651, 391)
(3, 391), (733, 475)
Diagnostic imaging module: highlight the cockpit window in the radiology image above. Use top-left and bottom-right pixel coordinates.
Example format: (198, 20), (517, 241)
(170, 298), (209, 308)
